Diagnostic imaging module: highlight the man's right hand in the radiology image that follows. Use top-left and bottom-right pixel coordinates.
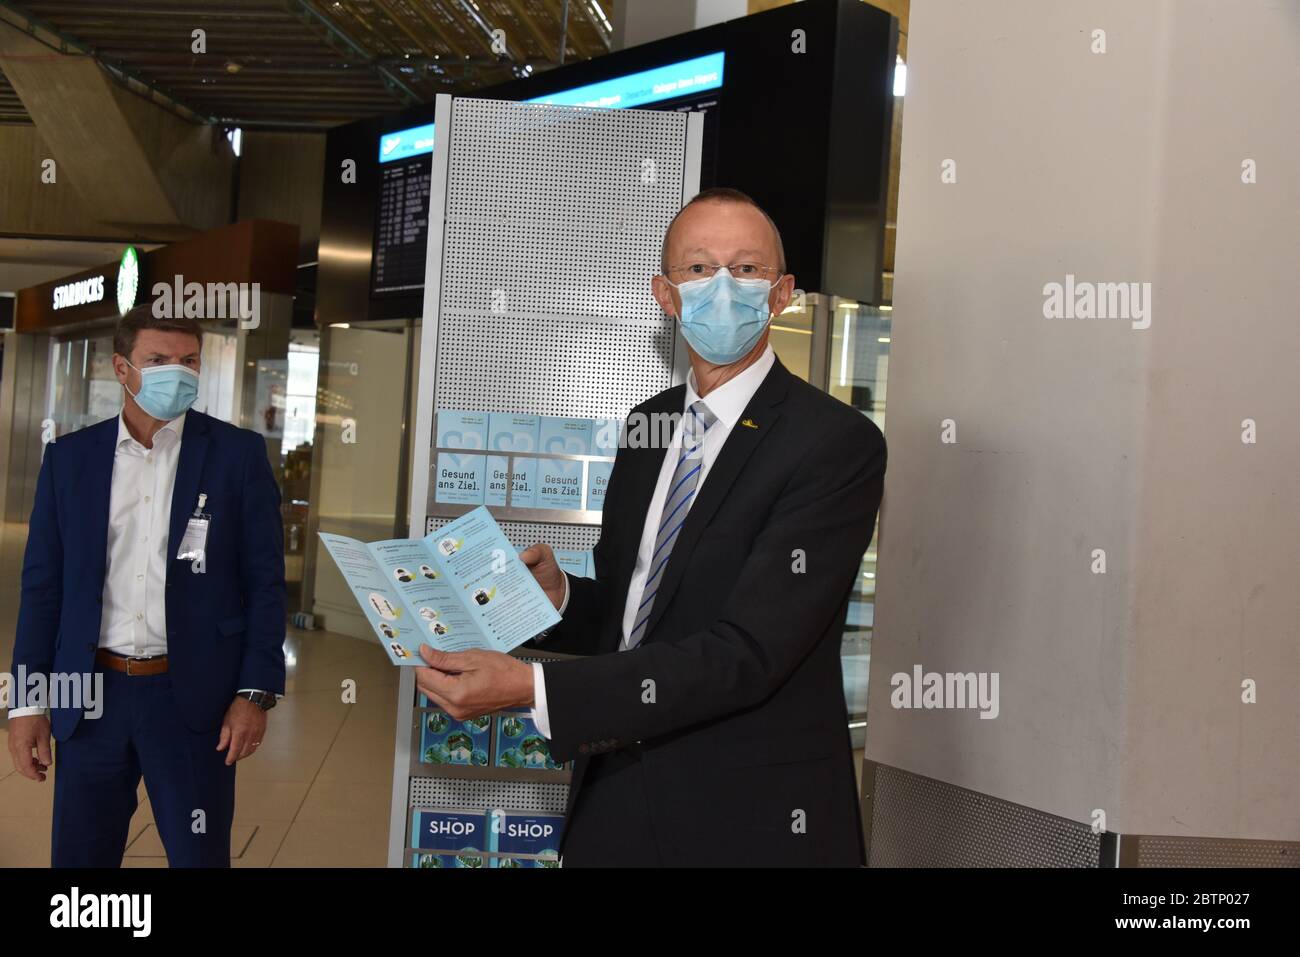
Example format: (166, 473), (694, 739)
(520, 543), (566, 611)
(7, 714), (53, 782)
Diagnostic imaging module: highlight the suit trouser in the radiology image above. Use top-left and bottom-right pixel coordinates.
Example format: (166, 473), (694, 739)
(562, 748), (661, 867)
(52, 667), (235, 867)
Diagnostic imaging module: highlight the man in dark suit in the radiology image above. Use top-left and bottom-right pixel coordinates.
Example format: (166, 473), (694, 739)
(6, 314), (286, 867)
(416, 187), (885, 866)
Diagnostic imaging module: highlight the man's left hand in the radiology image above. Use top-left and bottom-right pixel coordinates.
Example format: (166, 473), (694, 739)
(415, 646), (535, 720)
(217, 697), (269, 766)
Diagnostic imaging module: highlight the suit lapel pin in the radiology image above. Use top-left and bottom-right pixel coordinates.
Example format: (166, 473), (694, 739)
(741, 418), (759, 430)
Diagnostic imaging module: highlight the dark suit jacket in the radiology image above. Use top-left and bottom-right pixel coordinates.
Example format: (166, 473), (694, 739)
(13, 410), (287, 741)
(537, 358), (886, 866)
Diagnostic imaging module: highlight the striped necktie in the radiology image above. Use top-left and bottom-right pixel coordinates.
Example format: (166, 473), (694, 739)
(624, 400), (717, 649)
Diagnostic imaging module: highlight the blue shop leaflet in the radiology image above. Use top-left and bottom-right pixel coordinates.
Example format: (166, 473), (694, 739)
(319, 506), (561, 665)
(411, 809), (486, 869)
(486, 413), (539, 508)
(495, 709), (562, 770)
(435, 410), (488, 506)
(488, 810), (564, 868)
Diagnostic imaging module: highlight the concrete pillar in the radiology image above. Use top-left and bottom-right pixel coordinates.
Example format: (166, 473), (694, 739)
(866, 0), (1299, 860)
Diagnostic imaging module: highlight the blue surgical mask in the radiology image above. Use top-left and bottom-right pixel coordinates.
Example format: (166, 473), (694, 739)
(668, 270), (777, 364)
(125, 360), (199, 420)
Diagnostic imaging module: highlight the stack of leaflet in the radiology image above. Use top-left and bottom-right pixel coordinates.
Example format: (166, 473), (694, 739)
(552, 548), (595, 580)
(434, 410), (619, 511)
(410, 808), (565, 868)
(416, 698), (564, 772)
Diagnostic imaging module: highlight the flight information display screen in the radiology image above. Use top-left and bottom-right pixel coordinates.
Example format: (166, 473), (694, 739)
(372, 123), (435, 294)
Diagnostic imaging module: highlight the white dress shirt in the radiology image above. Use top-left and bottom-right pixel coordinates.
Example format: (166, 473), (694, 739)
(530, 345), (776, 738)
(99, 411), (186, 658)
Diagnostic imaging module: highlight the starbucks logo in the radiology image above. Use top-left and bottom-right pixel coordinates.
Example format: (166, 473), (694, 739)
(116, 247), (139, 317)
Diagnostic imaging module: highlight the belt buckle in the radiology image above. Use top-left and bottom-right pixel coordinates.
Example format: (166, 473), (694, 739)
(125, 655), (152, 676)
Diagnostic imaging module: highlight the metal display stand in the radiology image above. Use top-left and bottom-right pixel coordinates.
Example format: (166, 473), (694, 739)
(386, 93), (703, 867)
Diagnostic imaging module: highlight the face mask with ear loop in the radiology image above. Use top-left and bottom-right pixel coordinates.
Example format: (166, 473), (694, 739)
(123, 360), (200, 420)
(665, 269), (781, 365)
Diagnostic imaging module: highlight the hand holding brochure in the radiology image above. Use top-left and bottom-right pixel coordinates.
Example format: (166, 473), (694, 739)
(319, 506), (562, 666)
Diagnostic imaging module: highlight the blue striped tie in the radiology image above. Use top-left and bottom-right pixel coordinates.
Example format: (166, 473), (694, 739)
(624, 400), (717, 650)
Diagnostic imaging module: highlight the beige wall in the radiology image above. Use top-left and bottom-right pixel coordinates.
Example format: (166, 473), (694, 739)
(0, 126), (137, 238)
(867, 0), (1299, 840)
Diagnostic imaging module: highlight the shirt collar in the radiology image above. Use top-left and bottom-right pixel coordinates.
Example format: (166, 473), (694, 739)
(684, 344), (776, 431)
(116, 410), (187, 450)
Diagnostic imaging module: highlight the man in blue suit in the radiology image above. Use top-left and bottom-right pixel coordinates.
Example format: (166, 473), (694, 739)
(6, 314), (287, 867)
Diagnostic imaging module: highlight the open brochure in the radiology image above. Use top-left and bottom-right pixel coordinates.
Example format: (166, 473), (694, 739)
(319, 506), (562, 666)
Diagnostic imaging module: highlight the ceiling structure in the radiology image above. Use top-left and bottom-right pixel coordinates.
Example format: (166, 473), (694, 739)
(0, 0), (615, 128)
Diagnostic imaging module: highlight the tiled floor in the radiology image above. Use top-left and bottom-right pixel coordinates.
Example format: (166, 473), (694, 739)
(0, 521), (399, 868)
(0, 520), (868, 867)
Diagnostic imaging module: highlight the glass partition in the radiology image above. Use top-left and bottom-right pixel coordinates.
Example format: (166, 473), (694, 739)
(306, 321), (414, 633)
(827, 299), (891, 722)
(45, 333), (118, 437)
(768, 293), (816, 382)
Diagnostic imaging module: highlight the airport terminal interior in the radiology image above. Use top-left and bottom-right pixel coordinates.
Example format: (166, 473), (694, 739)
(0, 0), (1295, 879)
(0, 0), (889, 869)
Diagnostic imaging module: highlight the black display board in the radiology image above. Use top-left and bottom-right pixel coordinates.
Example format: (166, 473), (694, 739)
(317, 0), (896, 326)
(372, 154), (433, 294)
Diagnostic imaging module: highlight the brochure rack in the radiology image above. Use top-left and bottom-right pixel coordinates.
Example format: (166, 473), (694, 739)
(387, 94), (702, 867)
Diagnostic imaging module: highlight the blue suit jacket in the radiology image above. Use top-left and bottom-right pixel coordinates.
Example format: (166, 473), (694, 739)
(13, 410), (287, 741)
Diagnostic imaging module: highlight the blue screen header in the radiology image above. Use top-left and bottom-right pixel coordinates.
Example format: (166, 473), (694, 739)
(525, 51), (725, 111)
(378, 122), (436, 163)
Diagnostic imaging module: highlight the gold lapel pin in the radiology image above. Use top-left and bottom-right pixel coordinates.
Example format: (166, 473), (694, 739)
(741, 418), (759, 429)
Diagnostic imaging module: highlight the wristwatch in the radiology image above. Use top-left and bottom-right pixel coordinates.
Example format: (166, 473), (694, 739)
(238, 690), (278, 711)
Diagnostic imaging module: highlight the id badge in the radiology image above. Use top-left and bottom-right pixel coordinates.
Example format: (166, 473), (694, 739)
(176, 514), (210, 561)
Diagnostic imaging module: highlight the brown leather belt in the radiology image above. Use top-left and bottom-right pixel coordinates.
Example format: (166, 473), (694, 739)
(96, 649), (169, 676)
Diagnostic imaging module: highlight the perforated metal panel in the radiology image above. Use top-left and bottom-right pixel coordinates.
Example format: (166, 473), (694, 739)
(864, 762), (1102, 868)
(442, 98), (684, 323)
(409, 779), (569, 814)
(427, 515), (600, 552)
(432, 98), (685, 422)
(1128, 835), (1300, 868)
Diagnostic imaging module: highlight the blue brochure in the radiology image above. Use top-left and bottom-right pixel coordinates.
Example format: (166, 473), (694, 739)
(435, 410), (487, 506)
(410, 809), (486, 869)
(319, 506), (562, 665)
(486, 413), (540, 508)
(495, 710), (562, 770)
(552, 549), (590, 580)
(590, 416), (622, 454)
(419, 711), (492, 767)
(488, 810), (564, 868)
(537, 416), (592, 510)
(586, 460), (613, 511)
